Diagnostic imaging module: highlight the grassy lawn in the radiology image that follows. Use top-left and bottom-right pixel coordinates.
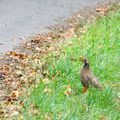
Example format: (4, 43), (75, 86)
(23, 10), (120, 120)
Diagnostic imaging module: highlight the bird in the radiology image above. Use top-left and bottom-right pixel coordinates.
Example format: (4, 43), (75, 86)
(80, 58), (102, 93)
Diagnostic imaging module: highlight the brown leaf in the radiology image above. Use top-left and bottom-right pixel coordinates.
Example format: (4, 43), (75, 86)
(0, 109), (5, 115)
(10, 90), (19, 100)
(11, 111), (19, 117)
(18, 115), (23, 120)
(44, 87), (52, 94)
(61, 28), (75, 39)
(42, 78), (51, 84)
(64, 84), (72, 96)
(7, 51), (27, 59)
(2, 64), (10, 74)
(96, 6), (109, 15)
(98, 115), (107, 120)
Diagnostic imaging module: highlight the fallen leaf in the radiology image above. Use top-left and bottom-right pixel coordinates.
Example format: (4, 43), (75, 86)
(11, 111), (19, 117)
(10, 90), (19, 100)
(96, 6), (109, 15)
(44, 87), (52, 94)
(18, 115), (23, 120)
(98, 115), (107, 120)
(64, 84), (72, 96)
(7, 51), (27, 59)
(2, 64), (10, 74)
(42, 78), (51, 84)
(0, 109), (4, 115)
(35, 47), (41, 51)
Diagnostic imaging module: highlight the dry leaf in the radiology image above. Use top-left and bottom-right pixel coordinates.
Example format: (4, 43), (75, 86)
(98, 115), (107, 120)
(29, 69), (36, 77)
(44, 87), (52, 94)
(2, 64), (10, 74)
(96, 6), (109, 15)
(61, 28), (75, 39)
(42, 78), (51, 84)
(0, 109), (4, 115)
(35, 47), (41, 51)
(7, 51), (27, 59)
(11, 111), (19, 117)
(18, 115), (23, 120)
(10, 90), (19, 99)
(64, 84), (72, 96)
(44, 113), (52, 120)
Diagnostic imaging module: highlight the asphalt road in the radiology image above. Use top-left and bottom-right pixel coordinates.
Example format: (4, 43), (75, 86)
(0, 0), (118, 53)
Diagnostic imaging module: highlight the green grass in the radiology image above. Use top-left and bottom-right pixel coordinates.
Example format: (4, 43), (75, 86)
(23, 10), (120, 120)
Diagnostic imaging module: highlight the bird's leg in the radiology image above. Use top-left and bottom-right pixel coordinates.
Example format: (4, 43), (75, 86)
(83, 86), (88, 93)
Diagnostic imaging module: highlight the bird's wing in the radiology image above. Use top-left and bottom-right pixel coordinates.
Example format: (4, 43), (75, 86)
(86, 71), (102, 90)
(80, 73), (89, 87)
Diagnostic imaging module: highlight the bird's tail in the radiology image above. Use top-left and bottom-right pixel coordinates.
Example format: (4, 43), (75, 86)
(93, 79), (103, 90)
(98, 84), (103, 90)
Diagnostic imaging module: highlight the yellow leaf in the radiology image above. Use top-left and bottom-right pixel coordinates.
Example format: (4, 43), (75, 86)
(44, 87), (52, 94)
(42, 78), (51, 84)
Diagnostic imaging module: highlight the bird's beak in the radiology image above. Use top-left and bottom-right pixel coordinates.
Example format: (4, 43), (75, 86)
(80, 57), (89, 64)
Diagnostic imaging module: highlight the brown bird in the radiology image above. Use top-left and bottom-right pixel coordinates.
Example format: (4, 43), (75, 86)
(80, 58), (102, 93)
